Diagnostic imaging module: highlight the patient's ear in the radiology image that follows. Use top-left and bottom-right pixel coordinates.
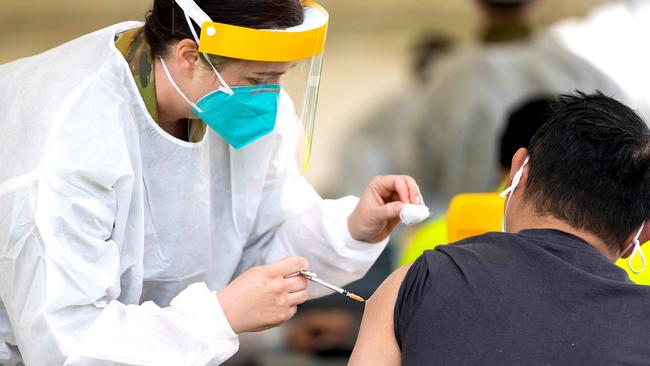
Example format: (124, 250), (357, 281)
(638, 219), (650, 245)
(620, 220), (650, 258)
(506, 148), (529, 188)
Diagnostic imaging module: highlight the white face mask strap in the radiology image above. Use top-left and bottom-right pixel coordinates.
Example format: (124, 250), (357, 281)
(158, 56), (203, 113)
(500, 156), (529, 232)
(622, 222), (646, 274)
(500, 157), (529, 199)
(200, 51), (234, 95)
(183, 12), (201, 45)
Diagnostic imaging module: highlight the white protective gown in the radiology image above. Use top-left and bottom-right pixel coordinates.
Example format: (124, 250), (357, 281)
(0, 22), (386, 366)
(408, 32), (626, 210)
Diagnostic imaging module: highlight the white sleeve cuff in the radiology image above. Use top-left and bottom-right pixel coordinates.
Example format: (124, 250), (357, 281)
(324, 195), (388, 255)
(170, 283), (239, 343)
(340, 211), (390, 250)
(66, 283), (240, 365)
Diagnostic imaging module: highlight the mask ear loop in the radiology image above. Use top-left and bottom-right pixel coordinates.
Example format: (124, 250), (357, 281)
(499, 156), (529, 232)
(159, 56), (203, 113)
(620, 222), (646, 274)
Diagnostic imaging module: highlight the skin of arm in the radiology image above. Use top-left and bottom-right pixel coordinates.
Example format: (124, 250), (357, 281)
(348, 264), (412, 366)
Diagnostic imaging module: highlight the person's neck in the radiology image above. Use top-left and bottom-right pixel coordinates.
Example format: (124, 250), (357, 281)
(480, 18), (533, 43)
(158, 117), (189, 141)
(154, 57), (191, 141)
(512, 212), (619, 262)
(481, 5), (532, 27)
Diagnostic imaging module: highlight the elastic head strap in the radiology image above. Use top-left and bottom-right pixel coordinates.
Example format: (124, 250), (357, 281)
(173, 0), (233, 95)
(174, 0), (211, 26)
(180, 11), (234, 95)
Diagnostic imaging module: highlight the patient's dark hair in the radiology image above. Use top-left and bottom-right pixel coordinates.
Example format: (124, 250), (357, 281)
(523, 92), (650, 248)
(144, 0), (304, 57)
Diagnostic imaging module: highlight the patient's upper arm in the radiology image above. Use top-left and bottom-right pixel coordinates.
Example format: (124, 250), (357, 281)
(348, 264), (412, 366)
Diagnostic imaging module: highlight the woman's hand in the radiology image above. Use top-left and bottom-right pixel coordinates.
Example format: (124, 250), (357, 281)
(348, 175), (422, 243)
(217, 256), (310, 334)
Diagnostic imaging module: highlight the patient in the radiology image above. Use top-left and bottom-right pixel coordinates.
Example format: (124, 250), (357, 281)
(349, 92), (650, 365)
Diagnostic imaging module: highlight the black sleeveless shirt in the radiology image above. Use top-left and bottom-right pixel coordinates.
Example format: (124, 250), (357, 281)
(394, 229), (650, 365)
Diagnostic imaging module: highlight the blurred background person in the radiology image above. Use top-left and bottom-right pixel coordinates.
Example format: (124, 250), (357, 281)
(408, 0), (624, 215)
(332, 32), (453, 197)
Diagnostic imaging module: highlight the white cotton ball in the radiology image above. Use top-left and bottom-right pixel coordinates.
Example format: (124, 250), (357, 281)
(399, 204), (430, 226)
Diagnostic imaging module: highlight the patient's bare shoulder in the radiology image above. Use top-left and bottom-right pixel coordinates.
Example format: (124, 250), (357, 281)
(348, 264), (412, 366)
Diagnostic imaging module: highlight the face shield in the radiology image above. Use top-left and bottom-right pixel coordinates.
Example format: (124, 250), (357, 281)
(166, 0), (328, 173)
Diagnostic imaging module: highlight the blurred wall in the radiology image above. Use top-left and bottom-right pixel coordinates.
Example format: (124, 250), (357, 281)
(0, 0), (614, 193)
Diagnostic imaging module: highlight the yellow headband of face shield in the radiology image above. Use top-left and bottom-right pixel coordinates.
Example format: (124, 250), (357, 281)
(194, 2), (329, 62)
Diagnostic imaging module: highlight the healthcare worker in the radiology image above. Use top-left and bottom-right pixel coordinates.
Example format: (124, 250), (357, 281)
(0, 0), (422, 365)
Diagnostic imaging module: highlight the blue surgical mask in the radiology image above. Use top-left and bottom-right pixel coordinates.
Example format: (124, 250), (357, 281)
(192, 85), (280, 149)
(159, 57), (280, 149)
